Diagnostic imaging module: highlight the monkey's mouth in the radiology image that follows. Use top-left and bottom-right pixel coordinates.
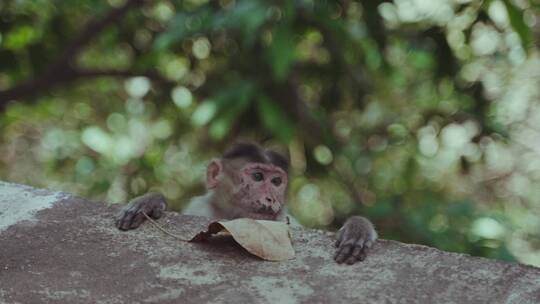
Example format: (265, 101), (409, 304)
(256, 204), (278, 215)
(244, 204), (281, 220)
(245, 212), (279, 220)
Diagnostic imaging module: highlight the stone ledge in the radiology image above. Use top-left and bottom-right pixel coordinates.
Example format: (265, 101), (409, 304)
(0, 181), (539, 303)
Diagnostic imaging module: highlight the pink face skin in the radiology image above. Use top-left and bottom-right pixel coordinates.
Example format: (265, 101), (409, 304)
(207, 160), (288, 220)
(237, 163), (288, 213)
(230, 163), (288, 220)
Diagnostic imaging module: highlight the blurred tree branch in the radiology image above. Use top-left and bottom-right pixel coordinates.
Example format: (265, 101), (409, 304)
(297, 9), (370, 108)
(0, 0), (147, 110)
(361, 0), (390, 57)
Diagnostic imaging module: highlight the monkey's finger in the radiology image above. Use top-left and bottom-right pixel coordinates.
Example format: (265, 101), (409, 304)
(343, 245), (364, 265)
(115, 208), (131, 229)
(357, 250), (367, 261)
(345, 254), (359, 265)
(345, 245), (365, 265)
(115, 217), (122, 229)
(150, 207), (164, 219)
(351, 245), (364, 258)
(334, 244), (353, 264)
(130, 212), (146, 229)
(119, 211), (136, 230)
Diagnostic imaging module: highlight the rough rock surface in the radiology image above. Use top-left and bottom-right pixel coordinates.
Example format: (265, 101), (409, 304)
(0, 181), (539, 304)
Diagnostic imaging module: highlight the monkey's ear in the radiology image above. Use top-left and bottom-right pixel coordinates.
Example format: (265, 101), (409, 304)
(206, 159), (223, 189)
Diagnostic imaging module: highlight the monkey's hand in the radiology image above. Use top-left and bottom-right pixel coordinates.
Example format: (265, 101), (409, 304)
(334, 216), (377, 265)
(115, 192), (168, 231)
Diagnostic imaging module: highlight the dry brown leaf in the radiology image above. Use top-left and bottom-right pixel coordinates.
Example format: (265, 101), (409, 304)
(190, 218), (295, 261)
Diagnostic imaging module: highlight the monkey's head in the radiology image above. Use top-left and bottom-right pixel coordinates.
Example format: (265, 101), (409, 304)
(206, 143), (289, 220)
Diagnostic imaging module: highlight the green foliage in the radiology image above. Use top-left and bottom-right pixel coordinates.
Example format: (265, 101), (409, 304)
(256, 95), (294, 142)
(1, 0), (540, 266)
(206, 81), (255, 140)
(265, 23), (297, 81)
(156, 0), (268, 49)
(501, 0), (532, 50)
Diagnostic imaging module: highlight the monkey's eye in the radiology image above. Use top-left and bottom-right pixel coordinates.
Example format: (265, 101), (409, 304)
(271, 177), (282, 186)
(252, 172), (264, 182)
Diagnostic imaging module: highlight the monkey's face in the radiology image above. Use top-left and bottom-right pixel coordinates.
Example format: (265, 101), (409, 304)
(229, 163), (288, 220)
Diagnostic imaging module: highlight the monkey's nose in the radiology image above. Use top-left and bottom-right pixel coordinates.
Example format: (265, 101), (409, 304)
(265, 197), (274, 203)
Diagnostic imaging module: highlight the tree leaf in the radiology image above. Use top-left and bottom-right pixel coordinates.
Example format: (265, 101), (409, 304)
(265, 23), (296, 81)
(154, 8), (214, 50)
(155, 0), (269, 50)
(256, 95), (295, 142)
(212, 0), (268, 41)
(501, 0), (531, 51)
(207, 81), (255, 140)
(190, 218), (295, 261)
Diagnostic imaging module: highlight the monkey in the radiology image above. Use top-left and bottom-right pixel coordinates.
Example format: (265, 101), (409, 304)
(116, 142), (377, 264)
